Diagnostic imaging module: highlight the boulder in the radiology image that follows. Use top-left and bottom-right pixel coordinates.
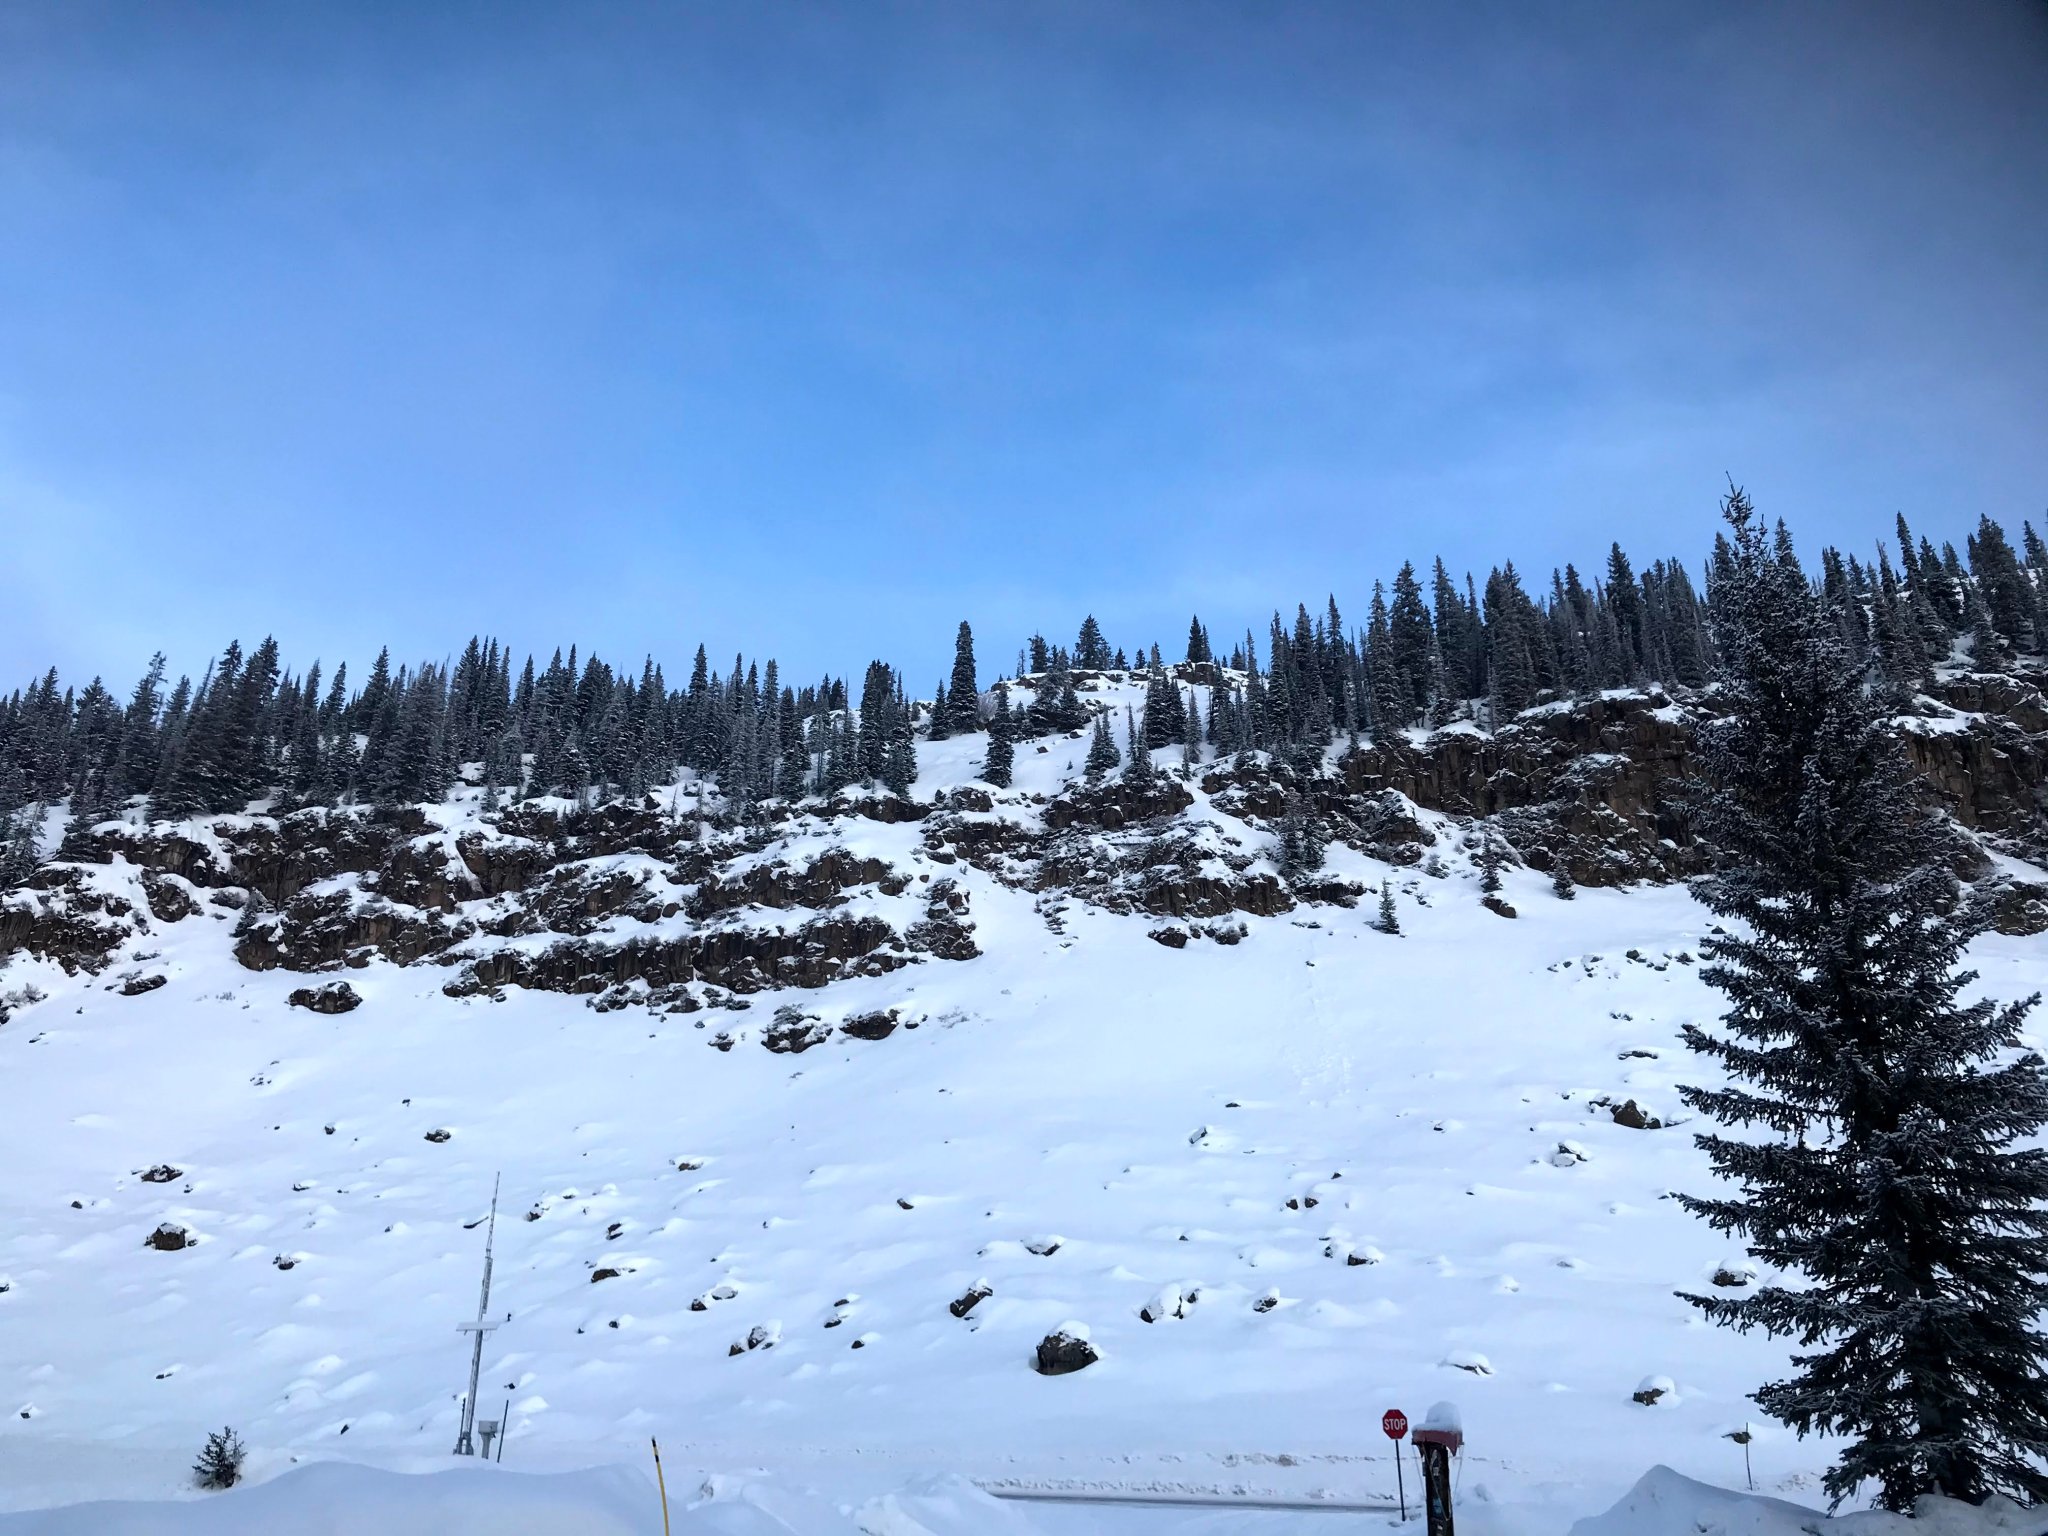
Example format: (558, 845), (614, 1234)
(1033, 1325), (1098, 1376)
(763, 1006), (832, 1054)
(139, 1165), (182, 1184)
(144, 1222), (190, 1252)
(1609, 1099), (1662, 1130)
(949, 1282), (992, 1319)
(288, 980), (362, 1015)
(840, 1009), (899, 1041)
(119, 973), (167, 997)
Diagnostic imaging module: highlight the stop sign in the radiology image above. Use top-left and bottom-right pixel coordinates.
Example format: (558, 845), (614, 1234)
(1382, 1409), (1409, 1439)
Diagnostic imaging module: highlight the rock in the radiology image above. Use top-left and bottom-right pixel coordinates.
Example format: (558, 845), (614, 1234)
(949, 1281), (992, 1319)
(591, 1267), (620, 1284)
(1481, 895), (1517, 919)
(144, 1223), (190, 1252)
(1711, 1264), (1754, 1288)
(840, 1008), (899, 1040)
(1988, 880), (2048, 937)
(424, 1128), (452, 1144)
(763, 1006), (832, 1054)
(1633, 1374), (1675, 1406)
(1147, 925), (1189, 949)
(273, 1255), (297, 1271)
(1033, 1326), (1098, 1376)
(1023, 1237), (1063, 1257)
(287, 980), (361, 1014)
(139, 1165), (182, 1184)
(1253, 1292), (1280, 1314)
(119, 974), (167, 997)
(1609, 1099), (1662, 1130)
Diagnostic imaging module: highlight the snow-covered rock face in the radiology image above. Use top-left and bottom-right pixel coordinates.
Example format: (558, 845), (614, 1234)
(2, 669), (2047, 1511)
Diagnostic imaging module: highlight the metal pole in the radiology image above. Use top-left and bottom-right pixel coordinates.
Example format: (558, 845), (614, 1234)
(1420, 1442), (1454, 1536)
(453, 1175), (501, 1456)
(652, 1437), (672, 1536)
(1395, 1445), (1407, 1521)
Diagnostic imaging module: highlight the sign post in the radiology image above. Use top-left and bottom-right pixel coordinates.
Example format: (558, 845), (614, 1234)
(1382, 1408), (1409, 1520)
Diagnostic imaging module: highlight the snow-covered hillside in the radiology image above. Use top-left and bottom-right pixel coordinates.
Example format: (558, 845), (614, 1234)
(3, 672), (2046, 1520)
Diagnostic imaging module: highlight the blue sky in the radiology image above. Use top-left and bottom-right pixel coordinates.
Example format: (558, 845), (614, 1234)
(3, 2), (2045, 695)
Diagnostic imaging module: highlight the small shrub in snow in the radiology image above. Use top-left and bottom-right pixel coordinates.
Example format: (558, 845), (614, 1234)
(193, 1425), (246, 1489)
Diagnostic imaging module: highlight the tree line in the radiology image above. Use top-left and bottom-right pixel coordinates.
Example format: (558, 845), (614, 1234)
(3, 509), (2044, 880)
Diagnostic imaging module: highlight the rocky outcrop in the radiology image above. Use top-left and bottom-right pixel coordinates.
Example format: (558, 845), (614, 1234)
(694, 850), (908, 915)
(447, 912), (919, 998)
(0, 865), (150, 974)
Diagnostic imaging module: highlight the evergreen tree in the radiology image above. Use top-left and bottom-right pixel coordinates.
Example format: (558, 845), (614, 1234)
(1375, 878), (1400, 934)
(944, 621), (981, 734)
(1678, 488), (2048, 1510)
(1477, 832), (1504, 894)
(1550, 860), (1575, 901)
(982, 682), (1015, 787)
(1122, 706), (1153, 783)
(1083, 713), (1120, 780)
(1076, 615), (1112, 670)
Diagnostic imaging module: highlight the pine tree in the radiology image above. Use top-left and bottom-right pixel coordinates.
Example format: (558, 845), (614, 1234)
(945, 621), (981, 734)
(192, 1426), (246, 1490)
(1083, 713), (1120, 780)
(1477, 832), (1504, 894)
(1677, 487), (2048, 1511)
(1076, 615), (1112, 671)
(1122, 706), (1153, 783)
(1375, 879), (1400, 934)
(1550, 860), (1575, 901)
(982, 682), (1014, 787)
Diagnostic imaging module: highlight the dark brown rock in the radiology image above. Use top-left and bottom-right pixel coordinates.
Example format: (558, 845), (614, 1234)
(840, 1009), (900, 1041)
(949, 1282), (992, 1319)
(288, 980), (361, 1014)
(145, 1223), (190, 1252)
(1033, 1328), (1099, 1375)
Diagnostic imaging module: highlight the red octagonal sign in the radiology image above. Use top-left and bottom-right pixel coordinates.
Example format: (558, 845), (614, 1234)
(1382, 1409), (1409, 1440)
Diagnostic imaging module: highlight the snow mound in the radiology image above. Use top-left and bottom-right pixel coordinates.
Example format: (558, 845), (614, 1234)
(0, 1463), (1045, 1536)
(0, 1460), (658, 1536)
(1571, 1466), (2041, 1536)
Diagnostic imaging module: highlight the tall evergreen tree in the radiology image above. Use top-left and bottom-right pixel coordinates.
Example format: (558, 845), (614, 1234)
(944, 622), (981, 734)
(1677, 488), (2048, 1510)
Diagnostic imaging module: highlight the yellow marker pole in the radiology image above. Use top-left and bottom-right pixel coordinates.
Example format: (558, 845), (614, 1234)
(651, 1437), (671, 1536)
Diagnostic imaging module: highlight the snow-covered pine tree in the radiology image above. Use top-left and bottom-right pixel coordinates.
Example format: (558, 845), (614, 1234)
(1477, 832), (1503, 894)
(192, 1426), (245, 1490)
(1121, 707), (1152, 783)
(982, 683), (1014, 788)
(1678, 486), (2048, 1511)
(1083, 713), (1119, 780)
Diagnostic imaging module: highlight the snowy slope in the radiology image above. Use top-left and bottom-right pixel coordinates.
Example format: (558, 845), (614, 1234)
(3, 675), (2046, 1520)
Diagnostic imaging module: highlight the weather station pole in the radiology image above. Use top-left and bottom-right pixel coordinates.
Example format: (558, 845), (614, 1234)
(453, 1173), (502, 1457)
(1412, 1402), (1463, 1536)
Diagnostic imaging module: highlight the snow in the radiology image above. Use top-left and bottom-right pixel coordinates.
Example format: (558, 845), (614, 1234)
(4, 671), (2047, 1524)
(1569, 1467), (2048, 1536)
(0, 1461), (1036, 1535)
